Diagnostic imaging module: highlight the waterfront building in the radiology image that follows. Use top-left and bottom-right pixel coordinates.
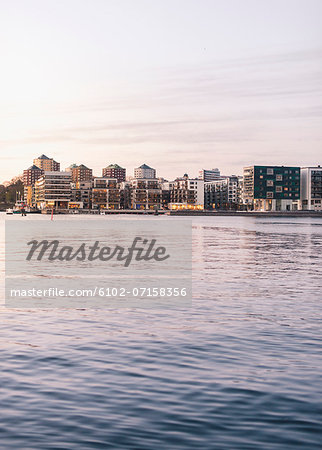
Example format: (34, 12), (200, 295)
(204, 175), (240, 210)
(23, 165), (44, 206)
(33, 154), (60, 172)
(169, 174), (204, 210)
(130, 179), (161, 210)
(70, 180), (92, 210)
(300, 166), (322, 211)
(92, 178), (121, 209)
(71, 164), (93, 184)
(134, 164), (156, 179)
(102, 164), (126, 182)
(34, 171), (71, 211)
(199, 168), (221, 182)
(23, 165), (44, 186)
(243, 165), (300, 211)
(160, 181), (174, 209)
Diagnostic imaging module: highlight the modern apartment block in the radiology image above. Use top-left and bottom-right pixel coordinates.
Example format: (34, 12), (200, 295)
(34, 171), (71, 211)
(204, 175), (240, 210)
(23, 165), (44, 206)
(70, 181), (92, 209)
(134, 164), (156, 179)
(300, 166), (322, 211)
(92, 178), (121, 209)
(130, 179), (161, 210)
(169, 175), (204, 210)
(33, 154), (60, 172)
(102, 164), (126, 182)
(243, 165), (300, 211)
(198, 168), (221, 182)
(71, 164), (93, 185)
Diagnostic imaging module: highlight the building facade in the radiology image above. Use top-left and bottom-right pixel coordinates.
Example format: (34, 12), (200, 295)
(70, 181), (92, 209)
(130, 179), (161, 210)
(33, 154), (60, 172)
(169, 175), (204, 210)
(92, 178), (121, 209)
(23, 165), (44, 186)
(243, 166), (300, 211)
(134, 164), (156, 179)
(300, 166), (322, 211)
(102, 164), (126, 182)
(23, 165), (44, 206)
(34, 171), (71, 211)
(204, 176), (240, 210)
(71, 164), (93, 184)
(198, 168), (221, 182)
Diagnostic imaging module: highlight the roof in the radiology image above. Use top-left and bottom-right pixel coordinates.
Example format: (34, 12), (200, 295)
(105, 164), (124, 169)
(36, 154), (50, 160)
(26, 165), (43, 171)
(77, 164), (90, 170)
(138, 164), (153, 170)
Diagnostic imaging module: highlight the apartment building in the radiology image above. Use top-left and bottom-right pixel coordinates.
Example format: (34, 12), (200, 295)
(243, 165), (300, 211)
(70, 180), (92, 209)
(300, 166), (322, 211)
(33, 154), (60, 172)
(204, 175), (240, 210)
(23, 165), (44, 206)
(34, 171), (71, 211)
(130, 179), (161, 210)
(92, 178), (121, 209)
(71, 164), (93, 185)
(102, 164), (126, 182)
(134, 164), (156, 179)
(198, 168), (221, 182)
(169, 175), (204, 210)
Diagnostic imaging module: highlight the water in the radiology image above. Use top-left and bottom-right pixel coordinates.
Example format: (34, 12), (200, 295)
(1, 214), (322, 449)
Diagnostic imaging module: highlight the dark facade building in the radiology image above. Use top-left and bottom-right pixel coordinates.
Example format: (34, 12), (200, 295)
(243, 165), (300, 211)
(102, 164), (126, 182)
(71, 164), (93, 184)
(204, 176), (240, 210)
(23, 165), (44, 186)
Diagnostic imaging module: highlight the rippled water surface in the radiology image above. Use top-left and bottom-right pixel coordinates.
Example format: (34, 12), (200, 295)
(1, 214), (322, 449)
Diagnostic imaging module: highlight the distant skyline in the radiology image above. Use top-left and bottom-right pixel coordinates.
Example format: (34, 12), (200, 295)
(1, 0), (322, 182)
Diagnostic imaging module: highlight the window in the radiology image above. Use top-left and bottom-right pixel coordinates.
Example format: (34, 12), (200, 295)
(276, 186), (282, 192)
(276, 174), (283, 181)
(267, 192), (273, 198)
(267, 168), (274, 175)
(267, 180), (274, 187)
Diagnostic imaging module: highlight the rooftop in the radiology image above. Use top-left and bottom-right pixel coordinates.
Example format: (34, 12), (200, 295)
(105, 164), (124, 169)
(26, 165), (42, 171)
(138, 164), (153, 170)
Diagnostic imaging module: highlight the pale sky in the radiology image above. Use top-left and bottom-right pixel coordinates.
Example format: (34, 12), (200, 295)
(0, 0), (321, 182)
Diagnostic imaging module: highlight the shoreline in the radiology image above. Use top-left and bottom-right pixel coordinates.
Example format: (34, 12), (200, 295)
(2, 210), (322, 218)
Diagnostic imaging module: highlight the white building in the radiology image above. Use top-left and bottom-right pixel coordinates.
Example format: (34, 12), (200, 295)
(134, 164), (156, 179)
(34, 171), (71, 211)
(300, 166), (322, 211)
(199, 168), (221, 182)
(169, 175), (204, 210)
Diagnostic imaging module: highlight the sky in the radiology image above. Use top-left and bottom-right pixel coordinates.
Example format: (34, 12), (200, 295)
(0, 0), (321, 182)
